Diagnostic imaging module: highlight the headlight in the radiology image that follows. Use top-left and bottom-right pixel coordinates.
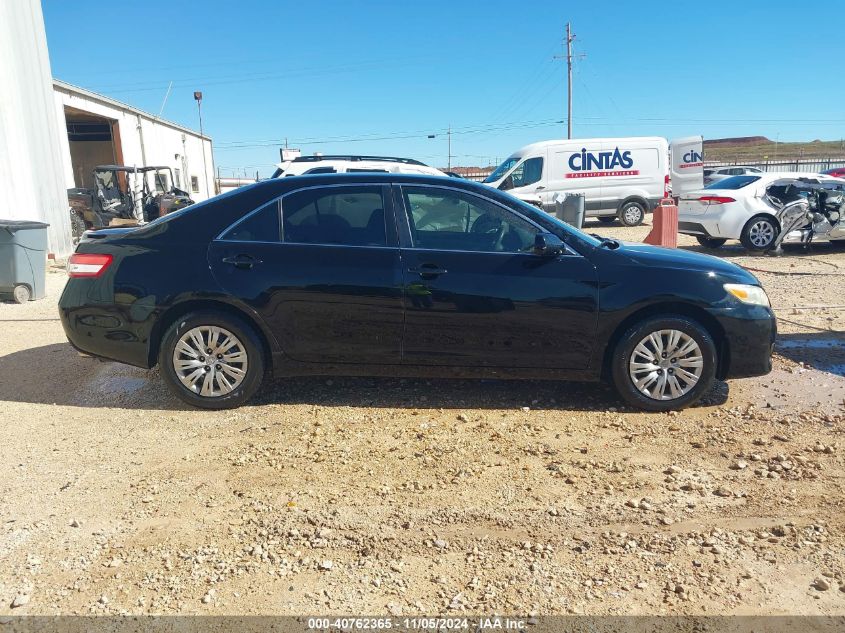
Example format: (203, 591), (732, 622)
(724, 283), (770, 307)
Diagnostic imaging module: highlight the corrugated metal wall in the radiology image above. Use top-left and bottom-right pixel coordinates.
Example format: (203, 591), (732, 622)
(0, 0), (73, 257)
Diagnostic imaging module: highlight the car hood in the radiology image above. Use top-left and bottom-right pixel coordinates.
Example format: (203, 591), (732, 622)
(614, 242), (758, 284)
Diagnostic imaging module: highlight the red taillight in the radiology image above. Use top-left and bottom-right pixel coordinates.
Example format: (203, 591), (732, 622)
(663, 174), (670, 198)
(698, 195), (735, 204)
(67, 253), (113, 278)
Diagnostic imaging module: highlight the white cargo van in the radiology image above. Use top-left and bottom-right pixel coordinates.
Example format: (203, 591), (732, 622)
(482, 136), (703, 225)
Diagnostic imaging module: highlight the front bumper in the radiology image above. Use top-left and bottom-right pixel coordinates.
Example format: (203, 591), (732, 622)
(714, 306), (777, 379)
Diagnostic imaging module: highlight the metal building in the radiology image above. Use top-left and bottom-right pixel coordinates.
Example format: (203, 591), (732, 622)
(54, 81), (215, 203)
(0, 0), (215, 259)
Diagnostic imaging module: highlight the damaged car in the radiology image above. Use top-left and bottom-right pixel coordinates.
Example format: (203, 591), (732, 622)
(678, 172), (845, 251)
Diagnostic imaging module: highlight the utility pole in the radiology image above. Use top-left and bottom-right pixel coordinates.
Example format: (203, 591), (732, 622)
(554, 24), (583, 139)
(194, 91), (210, 197)
(448, 124), (452, 171)
(566, 23), (573, 140)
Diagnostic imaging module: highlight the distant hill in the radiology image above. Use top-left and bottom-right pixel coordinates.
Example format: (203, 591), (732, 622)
(704, 137), (845, 162)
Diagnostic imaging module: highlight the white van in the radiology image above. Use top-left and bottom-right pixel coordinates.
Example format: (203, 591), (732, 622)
(482, 136), (704, 225)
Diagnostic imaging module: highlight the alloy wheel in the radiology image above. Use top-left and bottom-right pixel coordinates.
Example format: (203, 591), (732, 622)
(172, 326), (249, 397)
(748, 219), (775, 248)
(628, 329), (704, 401)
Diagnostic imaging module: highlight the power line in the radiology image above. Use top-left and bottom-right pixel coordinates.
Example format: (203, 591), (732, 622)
(215, 118), (566, 151)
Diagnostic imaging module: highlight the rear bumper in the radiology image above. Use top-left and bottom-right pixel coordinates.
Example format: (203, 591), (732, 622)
(678, 221), (714, 237)
(714, 306), (777, 379)
(59, 282), (155, 369)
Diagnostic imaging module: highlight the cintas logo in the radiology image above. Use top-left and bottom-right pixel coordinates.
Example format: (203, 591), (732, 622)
(566, 147), (638, 179)
(569, 147), (633, 171)
(679, 149), (703, 169)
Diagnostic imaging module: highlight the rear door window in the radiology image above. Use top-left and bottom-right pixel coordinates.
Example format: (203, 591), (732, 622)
(282, 186), (387, 246)
(221, 201), (281, 242)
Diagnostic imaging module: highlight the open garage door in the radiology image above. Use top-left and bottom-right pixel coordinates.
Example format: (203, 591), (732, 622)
(64, 106), (123, 188)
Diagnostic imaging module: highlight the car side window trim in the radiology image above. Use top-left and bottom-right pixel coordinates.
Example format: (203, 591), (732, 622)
(214, 183), (399, 248)
(215, 199), (282, 243)
(393, 183), (581, 257)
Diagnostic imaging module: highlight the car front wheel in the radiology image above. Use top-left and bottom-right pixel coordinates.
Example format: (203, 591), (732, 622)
(610, 316), (717, 412)
(618, 201), (645, 226)
(159, 311), (265, 409)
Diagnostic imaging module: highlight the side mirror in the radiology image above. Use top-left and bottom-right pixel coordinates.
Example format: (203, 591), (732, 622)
(532, 232), (564, 257)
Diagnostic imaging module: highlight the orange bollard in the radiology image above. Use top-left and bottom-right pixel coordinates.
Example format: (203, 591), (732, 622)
(643, 198), (678, 248)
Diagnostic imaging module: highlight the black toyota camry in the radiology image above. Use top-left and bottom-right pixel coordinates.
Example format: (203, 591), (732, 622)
(59, 173), (775, 411)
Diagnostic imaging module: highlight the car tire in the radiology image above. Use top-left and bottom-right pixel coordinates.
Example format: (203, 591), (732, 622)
(598, 217), (616, 224)
(696, 236), (727, 249)
(740, 215), (778, 252)
(610, 315), (717, 412)
(159, 310), (265, 409)
(618, 201), (646, 227)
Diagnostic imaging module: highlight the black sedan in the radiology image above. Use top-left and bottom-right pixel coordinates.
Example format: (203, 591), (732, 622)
(59, 173), (775, 411)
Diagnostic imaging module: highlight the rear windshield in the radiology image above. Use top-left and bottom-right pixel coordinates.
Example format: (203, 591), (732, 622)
(705, 175), (760, 190)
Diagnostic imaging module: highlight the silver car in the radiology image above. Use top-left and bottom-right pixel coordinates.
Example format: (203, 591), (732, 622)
(703, 165), (763, 186)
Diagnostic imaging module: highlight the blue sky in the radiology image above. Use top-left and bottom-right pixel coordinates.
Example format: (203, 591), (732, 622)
(44, 0), (844, 176)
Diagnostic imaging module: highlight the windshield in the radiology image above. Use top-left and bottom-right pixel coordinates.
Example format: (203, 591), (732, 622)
(483, 156), (520, 183)
(705, 175), (760, 190)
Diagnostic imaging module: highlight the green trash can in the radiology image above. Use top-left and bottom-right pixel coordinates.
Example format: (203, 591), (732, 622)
(0, 220), (50, 303)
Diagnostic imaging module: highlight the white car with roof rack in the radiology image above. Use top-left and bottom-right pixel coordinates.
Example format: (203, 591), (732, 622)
(271, 155), (447, 178)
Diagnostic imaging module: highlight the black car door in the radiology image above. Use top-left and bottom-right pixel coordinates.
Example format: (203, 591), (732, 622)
(395, 184), (599, 369)
(207, 183), (404, 365)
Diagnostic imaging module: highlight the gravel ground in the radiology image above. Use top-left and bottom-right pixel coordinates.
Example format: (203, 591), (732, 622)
(0, 223), (843, 616)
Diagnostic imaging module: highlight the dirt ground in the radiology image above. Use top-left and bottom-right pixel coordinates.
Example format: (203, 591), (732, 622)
(1, 222), (843, 617)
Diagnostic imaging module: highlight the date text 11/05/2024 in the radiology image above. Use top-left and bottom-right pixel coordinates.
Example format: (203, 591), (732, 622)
(306, 617), (527, 630)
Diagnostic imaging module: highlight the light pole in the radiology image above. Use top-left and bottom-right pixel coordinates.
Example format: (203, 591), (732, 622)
(194, 91), (210, 197)
(428, 126), (452, 171)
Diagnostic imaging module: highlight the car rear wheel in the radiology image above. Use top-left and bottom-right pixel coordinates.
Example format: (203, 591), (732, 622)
(696, 236), (727, 249)
(740, 215), (778, 251)
(618, 201), (645, 227)
(159, 311), (265, 409)
(610, 316), (717, 412)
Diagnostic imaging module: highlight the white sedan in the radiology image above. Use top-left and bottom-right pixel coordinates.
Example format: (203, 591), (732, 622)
(678, 172), (845, 251)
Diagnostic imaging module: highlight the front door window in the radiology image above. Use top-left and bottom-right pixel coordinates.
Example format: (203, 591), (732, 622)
(403, 187), (538, 253)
